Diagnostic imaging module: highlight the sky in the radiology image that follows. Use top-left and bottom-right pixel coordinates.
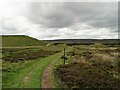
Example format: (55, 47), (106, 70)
(0, 0), (119, 40)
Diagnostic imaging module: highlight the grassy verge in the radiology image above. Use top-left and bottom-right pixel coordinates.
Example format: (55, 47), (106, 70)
(2, 53), (61, 88)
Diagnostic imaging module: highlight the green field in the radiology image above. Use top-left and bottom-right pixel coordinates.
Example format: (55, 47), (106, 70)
(1, 35), (47, 47)
(1, 35), (120, 89)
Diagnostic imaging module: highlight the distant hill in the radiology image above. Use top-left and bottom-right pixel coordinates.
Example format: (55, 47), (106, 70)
(1, 35), (119, 47)
(46, 39), (120, 45)
(1, 35), (47, 47)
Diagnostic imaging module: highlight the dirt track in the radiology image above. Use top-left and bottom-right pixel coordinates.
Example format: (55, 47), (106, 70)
(41, 58), (58, 88)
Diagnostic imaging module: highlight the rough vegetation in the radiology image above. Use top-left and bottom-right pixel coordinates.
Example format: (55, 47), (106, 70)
(2, 45), (63, 88)
(2, 48), (59, 62)
(56, 44), (119, 88)
(1, 35), (119, 89)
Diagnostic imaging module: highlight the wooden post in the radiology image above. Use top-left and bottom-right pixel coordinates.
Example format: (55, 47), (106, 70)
(74, 45), (75, 54)
(64, 48), (65, 65)
(73, 45), (75, 56)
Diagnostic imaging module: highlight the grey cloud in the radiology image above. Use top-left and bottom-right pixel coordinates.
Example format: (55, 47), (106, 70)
(2, 22), (17, 32)
(28, 2), (118, 30)
(0, 2), (118, 39)
(28, 2), (75, 28)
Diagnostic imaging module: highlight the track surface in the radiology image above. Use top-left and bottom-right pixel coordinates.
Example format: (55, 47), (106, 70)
(41, 54), (61, 88)
(41, 59), (56, 88)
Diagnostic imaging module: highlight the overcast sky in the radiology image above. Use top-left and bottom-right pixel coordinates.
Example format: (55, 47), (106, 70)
(0, 0), (119, 40)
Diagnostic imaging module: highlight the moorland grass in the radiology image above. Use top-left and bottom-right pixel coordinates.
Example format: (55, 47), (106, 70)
(1, 35), (47, 47)
(55, 45), (119, 88)
(2, 53), (61, 88)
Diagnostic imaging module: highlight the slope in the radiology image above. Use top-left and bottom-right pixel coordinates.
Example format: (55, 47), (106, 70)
(1, 35), (47, 47)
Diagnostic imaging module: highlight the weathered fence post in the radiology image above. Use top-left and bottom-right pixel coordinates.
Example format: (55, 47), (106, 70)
(74, 45), (75, 55)
(64, 48), (65, 65)
(72, 45), (75, 56)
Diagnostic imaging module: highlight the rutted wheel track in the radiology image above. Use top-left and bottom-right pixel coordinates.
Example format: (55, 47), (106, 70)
(41, 53), (62, 88)
(41, 58), (57, 88)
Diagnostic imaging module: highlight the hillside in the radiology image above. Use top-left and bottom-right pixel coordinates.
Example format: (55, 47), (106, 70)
(47, 39), (119, 45)
(1, 35), (47, 47)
